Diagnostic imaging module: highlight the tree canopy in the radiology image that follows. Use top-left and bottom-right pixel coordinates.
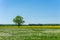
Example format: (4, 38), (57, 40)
(13, 16), (25, 27)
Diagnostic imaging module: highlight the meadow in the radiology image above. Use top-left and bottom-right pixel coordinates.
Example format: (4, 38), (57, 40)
(0, 26), (60, 40)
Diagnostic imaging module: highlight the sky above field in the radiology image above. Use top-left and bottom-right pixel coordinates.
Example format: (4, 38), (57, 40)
(0, 0), (60, 24)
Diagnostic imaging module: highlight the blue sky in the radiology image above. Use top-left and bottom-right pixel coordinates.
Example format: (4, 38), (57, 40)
(0, 0), (60, 24)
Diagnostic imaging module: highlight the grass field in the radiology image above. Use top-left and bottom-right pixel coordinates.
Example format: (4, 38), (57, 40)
(0, 26), (60, 40)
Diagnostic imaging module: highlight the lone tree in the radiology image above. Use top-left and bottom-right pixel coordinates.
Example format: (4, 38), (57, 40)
(13, 16), (25, 27)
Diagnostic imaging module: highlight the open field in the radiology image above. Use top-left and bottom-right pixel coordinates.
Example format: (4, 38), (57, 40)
(0, 26), (60, 28)
(0, 26), (60, 40)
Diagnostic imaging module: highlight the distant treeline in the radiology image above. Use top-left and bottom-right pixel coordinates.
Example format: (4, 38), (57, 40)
(28, 24), (60, 26)
(0, 24), (60, 26)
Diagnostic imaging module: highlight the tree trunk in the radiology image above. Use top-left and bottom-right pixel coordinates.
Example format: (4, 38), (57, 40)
(18, 23), (20, 28)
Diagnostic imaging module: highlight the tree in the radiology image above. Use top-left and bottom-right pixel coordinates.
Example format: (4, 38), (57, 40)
(13, 16), (25, 27)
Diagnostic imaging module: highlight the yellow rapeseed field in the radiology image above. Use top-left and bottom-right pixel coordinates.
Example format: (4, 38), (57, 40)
(20, 26), (60, 28)
(0, 26), (60, 28)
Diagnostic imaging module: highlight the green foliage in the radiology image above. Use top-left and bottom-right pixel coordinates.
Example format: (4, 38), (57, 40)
(13, 16), (25, 26)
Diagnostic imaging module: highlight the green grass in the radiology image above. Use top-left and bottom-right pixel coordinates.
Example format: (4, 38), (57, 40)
(0, 27), (60, 40)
